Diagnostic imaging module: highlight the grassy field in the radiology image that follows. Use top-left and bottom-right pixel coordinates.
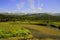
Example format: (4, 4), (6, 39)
(0, 22), (33, 40)
(0, 21), (60, 40)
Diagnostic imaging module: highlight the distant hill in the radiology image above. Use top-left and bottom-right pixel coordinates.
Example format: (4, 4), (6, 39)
(0, 13), (60, 22)
(0, 12), (25, 15)
(47, 13), (60, 16)
(0, 12), (60, 16)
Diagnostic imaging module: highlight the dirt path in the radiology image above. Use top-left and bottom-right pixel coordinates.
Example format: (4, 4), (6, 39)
(22, 24), (60, 39)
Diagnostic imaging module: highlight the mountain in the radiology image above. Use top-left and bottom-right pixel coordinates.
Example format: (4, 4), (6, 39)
(48, 13), (60, 16)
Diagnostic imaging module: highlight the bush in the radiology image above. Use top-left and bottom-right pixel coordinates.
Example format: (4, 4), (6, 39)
(50, 25), (57, 28)
(58, 26), (60, 29)
(35, 23), (47, 26)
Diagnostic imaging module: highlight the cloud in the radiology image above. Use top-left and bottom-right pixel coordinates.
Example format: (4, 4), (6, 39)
(38, 7), (43, 10)
(28, 0), (35, 9)
(27, 0), (43, 13)
(27, 0), (36, 12)
(37, 0), (43, 11)
(16, 2), (25, 10)
(11, 0), (43, 13)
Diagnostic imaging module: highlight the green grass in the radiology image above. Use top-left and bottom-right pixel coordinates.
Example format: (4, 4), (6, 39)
(0, 21), (60, 40)
(52, 22), (60, 26)
(0, 22), (32, 39)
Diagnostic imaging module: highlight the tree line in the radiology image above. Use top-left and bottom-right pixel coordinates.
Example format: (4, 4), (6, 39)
(0, 13), (60, 22)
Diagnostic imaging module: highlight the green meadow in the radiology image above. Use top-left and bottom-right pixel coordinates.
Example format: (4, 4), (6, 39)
(0, 22), (32, 39)
(0, 13), (60, 40)
(0, 21), (60, 40)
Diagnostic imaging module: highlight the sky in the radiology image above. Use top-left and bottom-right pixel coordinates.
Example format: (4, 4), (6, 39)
(0, 0), (60, 13)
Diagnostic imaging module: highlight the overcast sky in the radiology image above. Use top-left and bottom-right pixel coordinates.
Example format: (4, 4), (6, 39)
(0, 0), (60, 13)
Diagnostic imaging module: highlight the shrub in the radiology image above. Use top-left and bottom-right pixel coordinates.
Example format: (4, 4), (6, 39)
(50, 25), (57, 28)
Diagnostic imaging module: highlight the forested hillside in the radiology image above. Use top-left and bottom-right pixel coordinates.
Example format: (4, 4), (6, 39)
(0, 13), (60, 22)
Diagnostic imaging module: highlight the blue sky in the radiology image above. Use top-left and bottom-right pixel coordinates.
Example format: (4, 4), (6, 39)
(0, 0), (60, 13)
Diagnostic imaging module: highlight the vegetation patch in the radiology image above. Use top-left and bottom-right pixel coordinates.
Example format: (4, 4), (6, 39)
(50, 25), (57, 28)
(34, 23), (47, 26)
(0, 22), (31, 38)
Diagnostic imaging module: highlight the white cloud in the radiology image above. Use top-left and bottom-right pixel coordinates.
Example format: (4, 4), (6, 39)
(10, 0), (43, 13)
(38, 7), (43, 10)
(37, 0), (43, 11)
(5, 10), (12, 13)
(16, 2), (25, 10)
(28, 0), (35, 9)
(27, 0), (43, 13)
(27, 0), (36, 12)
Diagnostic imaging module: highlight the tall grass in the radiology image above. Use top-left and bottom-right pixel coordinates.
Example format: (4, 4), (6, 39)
(0, 22), (31, 38)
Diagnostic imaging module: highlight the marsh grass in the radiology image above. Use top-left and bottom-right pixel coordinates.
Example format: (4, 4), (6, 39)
(0, 21), (60, 40)
(0, 22), (32, 39)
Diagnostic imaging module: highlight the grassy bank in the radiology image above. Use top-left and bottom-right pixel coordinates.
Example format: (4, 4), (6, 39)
(0, 21), (60, 40)
(0, 22), (32, 39)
